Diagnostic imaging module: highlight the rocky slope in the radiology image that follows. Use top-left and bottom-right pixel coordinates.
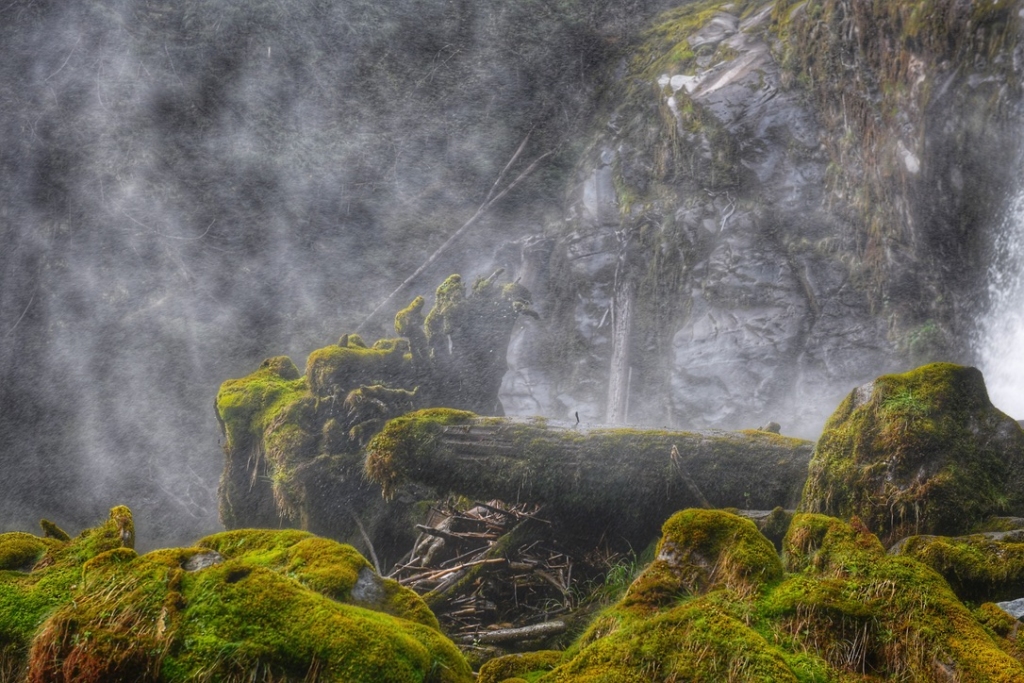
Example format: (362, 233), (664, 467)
(500, 0), (1024, 436)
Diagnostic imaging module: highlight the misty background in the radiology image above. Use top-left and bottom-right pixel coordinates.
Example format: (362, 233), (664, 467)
(3, 0), (1024, 552)
(0, 0), (673, 548)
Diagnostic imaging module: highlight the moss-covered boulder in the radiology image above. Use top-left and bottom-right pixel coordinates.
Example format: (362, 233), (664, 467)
(488, 509), (1024, 681)
(214, 273), (536, 560)
(893, 532), (1024, 603)
(0, 507), (471, 682)
(800, 363), (1024, 544)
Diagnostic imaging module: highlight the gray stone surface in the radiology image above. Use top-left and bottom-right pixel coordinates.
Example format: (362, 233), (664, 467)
(996, 597), (1024, 621)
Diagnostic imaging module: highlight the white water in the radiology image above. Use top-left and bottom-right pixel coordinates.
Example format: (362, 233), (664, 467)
(977, 185), (1024, 420)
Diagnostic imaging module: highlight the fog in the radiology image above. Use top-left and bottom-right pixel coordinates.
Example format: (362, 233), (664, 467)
(0, 0), (659, 548)
(1, 0), (1021, 552)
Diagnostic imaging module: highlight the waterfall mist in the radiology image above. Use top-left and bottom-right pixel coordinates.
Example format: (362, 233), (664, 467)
(977, 185), (1024, 420)
(0, 0), (659, 549)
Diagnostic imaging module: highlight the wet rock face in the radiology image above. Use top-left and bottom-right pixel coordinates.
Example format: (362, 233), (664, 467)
(501, 2), (894, 434)
(499, 0), (1024, 435)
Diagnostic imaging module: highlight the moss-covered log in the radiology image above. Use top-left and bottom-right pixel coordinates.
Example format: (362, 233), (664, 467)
(366, 410), (813, 546)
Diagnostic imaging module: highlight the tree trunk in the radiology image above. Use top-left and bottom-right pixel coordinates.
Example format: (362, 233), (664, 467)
(366, 410), (813, 547)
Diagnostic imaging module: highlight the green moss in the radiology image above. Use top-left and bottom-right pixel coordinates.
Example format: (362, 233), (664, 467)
(39, 519), (70, 542)
(305, 339), (411, 399)
(365, 408), (477, 498)
(895, 533), (1024, 602)
(762, 513), (1024, 680)
(477, 650), (561, 683)
(800, 363), (1024, 544)
(621, 509), (782, 612)
(424, 274), (465, 346)
(0, 507), (146, 675)
(215, 363), (309, 452)
(523, 511), (1024, 680)
(198, 529), (439, 629)
(0, 533), (54, 572)
(2, 510), (470, 682)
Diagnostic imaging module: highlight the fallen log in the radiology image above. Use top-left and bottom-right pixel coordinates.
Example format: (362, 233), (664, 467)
(366, 409), (813, 547)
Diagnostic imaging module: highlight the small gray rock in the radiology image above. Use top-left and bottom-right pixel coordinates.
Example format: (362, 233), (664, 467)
(182, 551), (224, 572)
(350, 566), (384, 606)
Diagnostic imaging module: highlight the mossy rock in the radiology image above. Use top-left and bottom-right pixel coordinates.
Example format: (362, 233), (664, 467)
(800, 363), (1024, 544)
(620, 509), (782, 612)
(0, 508), (471, 682)
(305, 339), (411, 399)
(763, 513), (1024, 680)
(501, 509), (1024, 681)
(477, 650), (561, 683)
(894, 533), (1024, 603)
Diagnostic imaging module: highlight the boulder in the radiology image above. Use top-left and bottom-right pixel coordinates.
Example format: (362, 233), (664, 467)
(0, 507), (471, 682)
(893, 532), (1024, 603)
(483, 509), (1024, 681)
(800, 363), (1024, 544)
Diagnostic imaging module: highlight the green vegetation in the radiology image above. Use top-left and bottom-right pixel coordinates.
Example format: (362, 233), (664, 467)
(213, 273), (536, 551)
(800, 363), (1024, 544)
(895, 533), (1024, 602)
(0, 508), (471, 682)
(484, 510), (1024, 682)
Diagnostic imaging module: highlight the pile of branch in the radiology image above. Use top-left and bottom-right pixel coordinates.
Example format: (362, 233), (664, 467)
(389, 500), (570, 646)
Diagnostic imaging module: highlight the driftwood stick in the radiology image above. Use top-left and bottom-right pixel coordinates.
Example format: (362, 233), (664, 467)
(355, 141), (552, 334)
(458, 620), (567, 644)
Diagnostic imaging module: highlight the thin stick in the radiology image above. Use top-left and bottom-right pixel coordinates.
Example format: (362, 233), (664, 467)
(351, 512), (382, 574)
(354, 145), (553, 334)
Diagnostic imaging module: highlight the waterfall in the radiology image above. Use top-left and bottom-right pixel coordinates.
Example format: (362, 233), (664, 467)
(977, 186), (1024, 420)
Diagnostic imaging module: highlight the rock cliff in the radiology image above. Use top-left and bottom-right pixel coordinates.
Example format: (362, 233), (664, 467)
(499, 0), (1024, 436)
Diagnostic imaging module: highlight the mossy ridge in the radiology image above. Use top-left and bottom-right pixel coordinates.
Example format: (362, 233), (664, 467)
(1, 509), (471, 682)
(196, 528), (439, 628)
(895, 533), (1024, 603)
(621, 509), (783, 613)
(496, 510), (1024, 681)
(521, 510), (815, 682)
(800, 363), (1024, 544)
(760, 513), (1024, 681)
(476, 650), (561, 683)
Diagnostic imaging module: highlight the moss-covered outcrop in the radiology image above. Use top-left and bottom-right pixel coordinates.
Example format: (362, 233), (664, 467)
(484, 510), (1024, 682)
(800, 363), (1024, 544)
(214, 274), (536, 559)
(0, 507), (471, 682)
(894, 532), (1024, 603)
(365, 409), (813, 546)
